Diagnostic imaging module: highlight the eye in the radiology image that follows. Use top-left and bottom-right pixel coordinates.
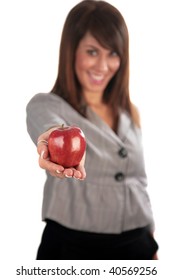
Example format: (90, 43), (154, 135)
(87, 49), (98, 56)
(110, 50), (118, 57)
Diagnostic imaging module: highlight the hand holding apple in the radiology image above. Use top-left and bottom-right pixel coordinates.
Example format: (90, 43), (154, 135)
(48, 124), (86, 168)
(37, 125), (86, 179)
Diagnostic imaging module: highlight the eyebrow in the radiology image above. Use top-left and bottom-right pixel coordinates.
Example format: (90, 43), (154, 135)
(84, 43), (112, 52)
(84, 44), (99, 49)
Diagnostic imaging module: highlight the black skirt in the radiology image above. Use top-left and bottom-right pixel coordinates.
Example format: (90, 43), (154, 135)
(36, 219), (158, 260)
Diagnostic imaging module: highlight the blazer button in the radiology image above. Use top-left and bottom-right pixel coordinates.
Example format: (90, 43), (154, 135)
(118, 147), (128, 158)
(115, 172), (124, 182)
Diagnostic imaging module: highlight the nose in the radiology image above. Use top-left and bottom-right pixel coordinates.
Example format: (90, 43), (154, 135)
(96, 56), (108, 72)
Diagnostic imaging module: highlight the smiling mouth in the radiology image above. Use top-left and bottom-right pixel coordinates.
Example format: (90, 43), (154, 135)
(89, 73), (104, 83)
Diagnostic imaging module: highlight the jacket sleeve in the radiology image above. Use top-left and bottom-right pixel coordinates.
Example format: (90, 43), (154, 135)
(26, 93), (66, 145)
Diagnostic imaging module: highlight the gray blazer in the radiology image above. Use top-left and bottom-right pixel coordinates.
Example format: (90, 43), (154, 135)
(26, 93), (155, 233)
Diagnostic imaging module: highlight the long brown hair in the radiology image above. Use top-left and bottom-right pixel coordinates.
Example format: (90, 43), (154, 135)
(51, 0), (139, 127)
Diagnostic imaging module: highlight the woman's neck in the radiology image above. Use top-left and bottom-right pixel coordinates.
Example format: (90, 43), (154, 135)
(90, 102), (114, 129)
(83, 91), (103, 107)
(83, 92), (118, 131)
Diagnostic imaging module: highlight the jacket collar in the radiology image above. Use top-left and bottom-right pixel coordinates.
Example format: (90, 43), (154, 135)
(87, 107), (132, 144)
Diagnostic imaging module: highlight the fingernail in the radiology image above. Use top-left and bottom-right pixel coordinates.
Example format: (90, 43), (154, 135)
(41, 151), (45, 159)
(55, 170), (61, 174)
(73, 176), (80, 180)
(65, 175), (72, 178)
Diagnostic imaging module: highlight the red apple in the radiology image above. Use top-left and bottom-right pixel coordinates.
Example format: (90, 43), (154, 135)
(48, 124), (86, 167)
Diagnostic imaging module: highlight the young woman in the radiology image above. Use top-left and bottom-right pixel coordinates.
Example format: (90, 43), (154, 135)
(26, 0), (158, 259)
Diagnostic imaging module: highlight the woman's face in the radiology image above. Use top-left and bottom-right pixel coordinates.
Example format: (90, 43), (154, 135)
(75, 32), (120, 98)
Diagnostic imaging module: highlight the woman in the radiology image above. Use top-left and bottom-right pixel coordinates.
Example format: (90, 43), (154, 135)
(26, 0), (158, 259)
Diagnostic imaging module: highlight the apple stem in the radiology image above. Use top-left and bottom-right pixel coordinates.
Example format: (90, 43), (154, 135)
(61, 124), (64, 129)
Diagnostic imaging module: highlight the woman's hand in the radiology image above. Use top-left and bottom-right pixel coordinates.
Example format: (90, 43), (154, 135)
(37, 128), (86, 180)
(152, 252), (159, 260)
(150, 232), (159, 260)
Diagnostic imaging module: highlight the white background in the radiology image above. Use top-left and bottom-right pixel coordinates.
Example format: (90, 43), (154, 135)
(0, 0), (173, 270)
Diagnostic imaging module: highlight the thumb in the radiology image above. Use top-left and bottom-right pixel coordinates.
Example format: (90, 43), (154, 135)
(37, 145), (49, 160)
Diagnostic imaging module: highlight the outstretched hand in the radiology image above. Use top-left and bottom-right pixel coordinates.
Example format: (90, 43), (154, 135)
(37, 128), (86, 180)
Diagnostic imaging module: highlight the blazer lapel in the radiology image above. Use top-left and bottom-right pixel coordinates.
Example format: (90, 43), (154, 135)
(86, 107), (132, 145)
(117, 111), (132, 143)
